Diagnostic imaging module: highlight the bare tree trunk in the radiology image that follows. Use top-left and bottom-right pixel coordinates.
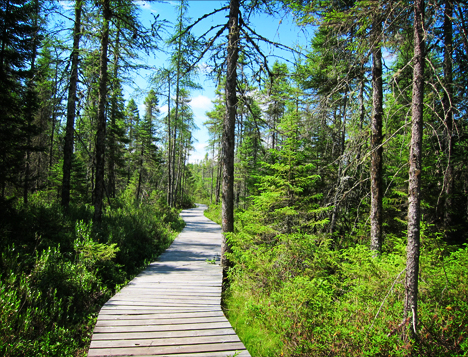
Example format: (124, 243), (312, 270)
(93, 0), (110, 223)
(49, 50), (60, 176)
(23, 0), (40, 205)
(443, 0), (453, 240)
(171, 127), (178, 205)
(329, 95), (347, 236)
(171, 3), (184, 207)
(235, 111), (243, 208)
(210, 142), (214, 203)
(62, 0), (82, 208)
(136, 145), (144, 202)
(215, 149), (222, 205)
(108, 25), (120, 199)
(174, 140), (183, 207)
(221, 0), (239, 279)
(356, 72), (366, 190)
(404, 0), (425, 338)
(166, 75), (172, 206)
(370, 19), (384, 253)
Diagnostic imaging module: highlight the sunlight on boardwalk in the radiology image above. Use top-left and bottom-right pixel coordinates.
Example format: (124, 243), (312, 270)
(88, 204), (250, 357)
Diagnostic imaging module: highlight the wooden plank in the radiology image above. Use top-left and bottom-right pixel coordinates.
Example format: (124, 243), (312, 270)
(115, 290), (220, 295)
(104, 299), (219, 308)
(87, 342), (246, 356)
(97, 311), (225, 321)
(95, 316), (227, 327)
(108, 295), (220, 301)
(90, 335), (241, 348)
(98, 308), (222, 315)
(123, 285), (221, 290)
(111, 352), (251, 357)
(91, 328), (238, 341)
(127, 281), (222, 286)
(109, 295), (220, 299)
(93, 322), (232, 333)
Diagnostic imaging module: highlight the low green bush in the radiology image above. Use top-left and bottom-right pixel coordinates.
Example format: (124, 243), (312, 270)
(209, 202), (468, 357)
(0, 193), (184, 356)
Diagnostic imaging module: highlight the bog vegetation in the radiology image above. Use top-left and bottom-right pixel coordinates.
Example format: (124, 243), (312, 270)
(1, 0), (468, 356)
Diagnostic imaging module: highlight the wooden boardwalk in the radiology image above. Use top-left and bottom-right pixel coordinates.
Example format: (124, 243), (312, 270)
(88, 204), (250, 357)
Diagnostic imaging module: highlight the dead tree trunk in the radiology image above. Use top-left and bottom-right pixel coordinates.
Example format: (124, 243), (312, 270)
(443, 0), (454, 240)
(370, 19), (384, 253)
(93, 0), (110, 223)
(404, 0), (425, 338)
(62, 0), (82, 207)
(221, 0), (239, 279)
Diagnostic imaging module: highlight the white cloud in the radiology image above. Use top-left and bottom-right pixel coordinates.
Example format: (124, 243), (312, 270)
(136, 1), (158, 13)
(190, 95), (212, 110)
(59, 0), (73, 11)
(197, 63), (214, 74)
(159, 104), (168, 114)
(189, 142), (208, 163)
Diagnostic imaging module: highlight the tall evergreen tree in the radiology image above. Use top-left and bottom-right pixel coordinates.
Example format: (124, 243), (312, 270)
(93, 0), (111, 223)
(405, 0), (425, 337)
(62, 0), (83, 208)
(221, 0), (240, 278)
(0, 0), (38, 198)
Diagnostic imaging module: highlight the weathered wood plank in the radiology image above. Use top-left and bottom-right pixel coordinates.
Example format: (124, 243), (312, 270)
(87, 342), (246, 356)
(99, 306), (222, 315)
(95, 316), (227, 327)
(115, 288), (221, 296)
(107, 352), (251, 357)
(91, 328), (238, 341)
(90, 335), (241, 348)
(97, 311), (225, 321)
(93, 321), (232, 333)
(104, 301), (220, 308)
(108, 295), (220, 300)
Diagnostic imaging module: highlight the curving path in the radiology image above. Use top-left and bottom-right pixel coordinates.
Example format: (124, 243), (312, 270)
(87, 204), (250, 357)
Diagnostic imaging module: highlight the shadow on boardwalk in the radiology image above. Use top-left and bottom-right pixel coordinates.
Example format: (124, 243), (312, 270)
(87, 204), (250, 357)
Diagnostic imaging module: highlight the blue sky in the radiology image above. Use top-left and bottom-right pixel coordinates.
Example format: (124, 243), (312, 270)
(131, 1), (311, 162)
(58, 1), (311, 163)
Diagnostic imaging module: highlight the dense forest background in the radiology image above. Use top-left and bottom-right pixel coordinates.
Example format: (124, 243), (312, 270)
(1, 0), (467, 356)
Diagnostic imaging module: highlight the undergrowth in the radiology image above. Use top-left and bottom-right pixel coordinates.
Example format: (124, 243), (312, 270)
(0, 191), (184, 356)
(205, 204), (468, 356)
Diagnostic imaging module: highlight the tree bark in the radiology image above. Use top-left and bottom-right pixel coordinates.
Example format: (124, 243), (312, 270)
(136, 144), (144, 203)
(370, 19), (384, 253)
(166, 74), (172, 206)
(93, 0), (110, 223)
(62, 0), (82, 208)
(404, 0), (425, 338)
(329, 94), (347, 237)
(221, 0), (239, 278)
(23, 0), (39, 205)
(215, 147), (222, 205)
(108, 24), (120, 199)
(171, 3), (184, 207)
(49, 50), (60, 175)
(443, 0), (453, 240)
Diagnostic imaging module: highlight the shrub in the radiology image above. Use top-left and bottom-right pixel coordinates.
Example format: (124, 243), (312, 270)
(221, 203), (468, 357)
(0, 193), (184, 356)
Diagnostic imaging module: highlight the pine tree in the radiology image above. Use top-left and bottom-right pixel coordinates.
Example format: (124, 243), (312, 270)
(93, 0), (111, 223)
(0, 0), (39, 198)
(62, 0), (83, 208)
(404, 0), (425, 337)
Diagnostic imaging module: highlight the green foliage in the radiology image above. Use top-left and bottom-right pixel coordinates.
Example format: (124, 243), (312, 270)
(0, 194), (184, 356)
(224, 203), (468, 356)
